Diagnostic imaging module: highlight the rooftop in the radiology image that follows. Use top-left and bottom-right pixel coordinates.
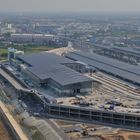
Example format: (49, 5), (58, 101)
(112, 47), (140, 56)
(11, 33), (54, 37)
(17, 52), (93, 86)
(65, 51), (140, 84)
(93, 43), (140, 57)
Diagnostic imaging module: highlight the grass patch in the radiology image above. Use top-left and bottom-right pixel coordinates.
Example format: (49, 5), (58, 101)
(0, 49), (7, 60)
(0, 48), (7, 55)
(24, 47), (53, 54)
(0, 45), (56, 60)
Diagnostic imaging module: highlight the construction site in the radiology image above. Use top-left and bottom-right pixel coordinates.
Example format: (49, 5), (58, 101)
(1, 47), (140, 139)
(53, 119), (140, 140)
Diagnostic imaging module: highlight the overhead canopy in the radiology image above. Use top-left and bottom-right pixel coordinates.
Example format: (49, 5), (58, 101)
(65, 51), (140, 85)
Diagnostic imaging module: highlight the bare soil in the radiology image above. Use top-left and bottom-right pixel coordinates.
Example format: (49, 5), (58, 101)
(0, 121), (12, 140)
(55, 120), (140, 140)
(102, 131), (140, 140)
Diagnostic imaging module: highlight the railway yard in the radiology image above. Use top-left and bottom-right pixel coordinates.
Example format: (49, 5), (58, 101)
(3, 62), (140, 115)
(2, 48), (140, 139)
(2, 53), (140, 117)
(57, 71), (140, 115)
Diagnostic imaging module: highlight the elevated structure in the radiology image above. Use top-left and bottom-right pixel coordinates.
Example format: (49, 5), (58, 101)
(92, 43), (140, 64)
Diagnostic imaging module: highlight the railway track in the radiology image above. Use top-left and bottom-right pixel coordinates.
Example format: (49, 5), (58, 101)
(88, 73), (140, 100)
(99, 85), (140, 101)
(95, 72), (137, 92)
(93, 73), (140, 95)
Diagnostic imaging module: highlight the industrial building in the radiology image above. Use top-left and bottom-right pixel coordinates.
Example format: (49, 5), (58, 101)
(65, 51), (140, 85)
(10, 33), (55, 44)
(10, 33), (67, 46)
(16, 52), (95, 96)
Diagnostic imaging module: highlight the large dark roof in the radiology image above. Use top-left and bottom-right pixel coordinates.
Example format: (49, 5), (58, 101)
(93, 43), (140, 57)
(18, 52), (92, 86)
(65, 51), (140, 84)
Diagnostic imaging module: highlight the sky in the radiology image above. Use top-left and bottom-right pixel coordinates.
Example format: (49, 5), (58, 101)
(0, 0), (140, 13)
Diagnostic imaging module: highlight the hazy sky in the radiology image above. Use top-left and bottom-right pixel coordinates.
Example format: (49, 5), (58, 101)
(0, 0), (140, 12)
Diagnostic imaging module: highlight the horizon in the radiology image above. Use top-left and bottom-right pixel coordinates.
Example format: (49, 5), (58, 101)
(0, 0), (140, 13)
(1, 11), (140, 16)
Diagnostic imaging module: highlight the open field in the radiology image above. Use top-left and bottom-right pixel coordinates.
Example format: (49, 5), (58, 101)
(105, 131), (140, 140)
(0, 49), (7, 55)
(0, 49), (7, 60)
(24, 46), (54, 53)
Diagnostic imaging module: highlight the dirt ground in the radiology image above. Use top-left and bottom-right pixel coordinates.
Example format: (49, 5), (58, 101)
(103, 131), (140, 140)
(55, 120), (140, 140)
(0, 120), (12, 140)
(67, 131), (140, 140)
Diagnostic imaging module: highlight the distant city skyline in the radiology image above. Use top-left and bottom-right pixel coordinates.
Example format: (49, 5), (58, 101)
(0, 0), (140, 13)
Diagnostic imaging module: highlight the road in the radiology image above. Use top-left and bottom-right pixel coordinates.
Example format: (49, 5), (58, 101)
(0, 101), (29, 140)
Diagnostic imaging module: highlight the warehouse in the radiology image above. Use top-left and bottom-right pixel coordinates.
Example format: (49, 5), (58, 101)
(10, 33), (55, 43)
(17, 52), (94, 96)
(65, 51), (140, 86)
